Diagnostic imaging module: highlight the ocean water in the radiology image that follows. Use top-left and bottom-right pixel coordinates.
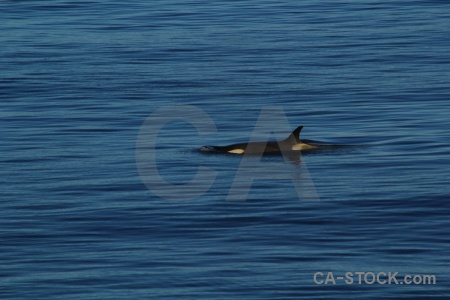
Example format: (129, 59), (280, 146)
(1, 0), (450, 299)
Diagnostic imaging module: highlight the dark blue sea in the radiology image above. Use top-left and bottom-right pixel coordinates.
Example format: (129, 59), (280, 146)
(1, 1), (449, 299)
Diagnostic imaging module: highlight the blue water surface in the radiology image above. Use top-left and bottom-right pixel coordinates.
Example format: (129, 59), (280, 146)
(1, 1), (450, 299)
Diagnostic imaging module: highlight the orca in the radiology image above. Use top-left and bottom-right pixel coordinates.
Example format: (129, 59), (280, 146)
(201, 126), (318, 155)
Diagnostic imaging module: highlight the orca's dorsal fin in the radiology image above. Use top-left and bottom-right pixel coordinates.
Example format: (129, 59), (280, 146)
(284, 126), (303, 144)
(283, 126), (303, 145)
